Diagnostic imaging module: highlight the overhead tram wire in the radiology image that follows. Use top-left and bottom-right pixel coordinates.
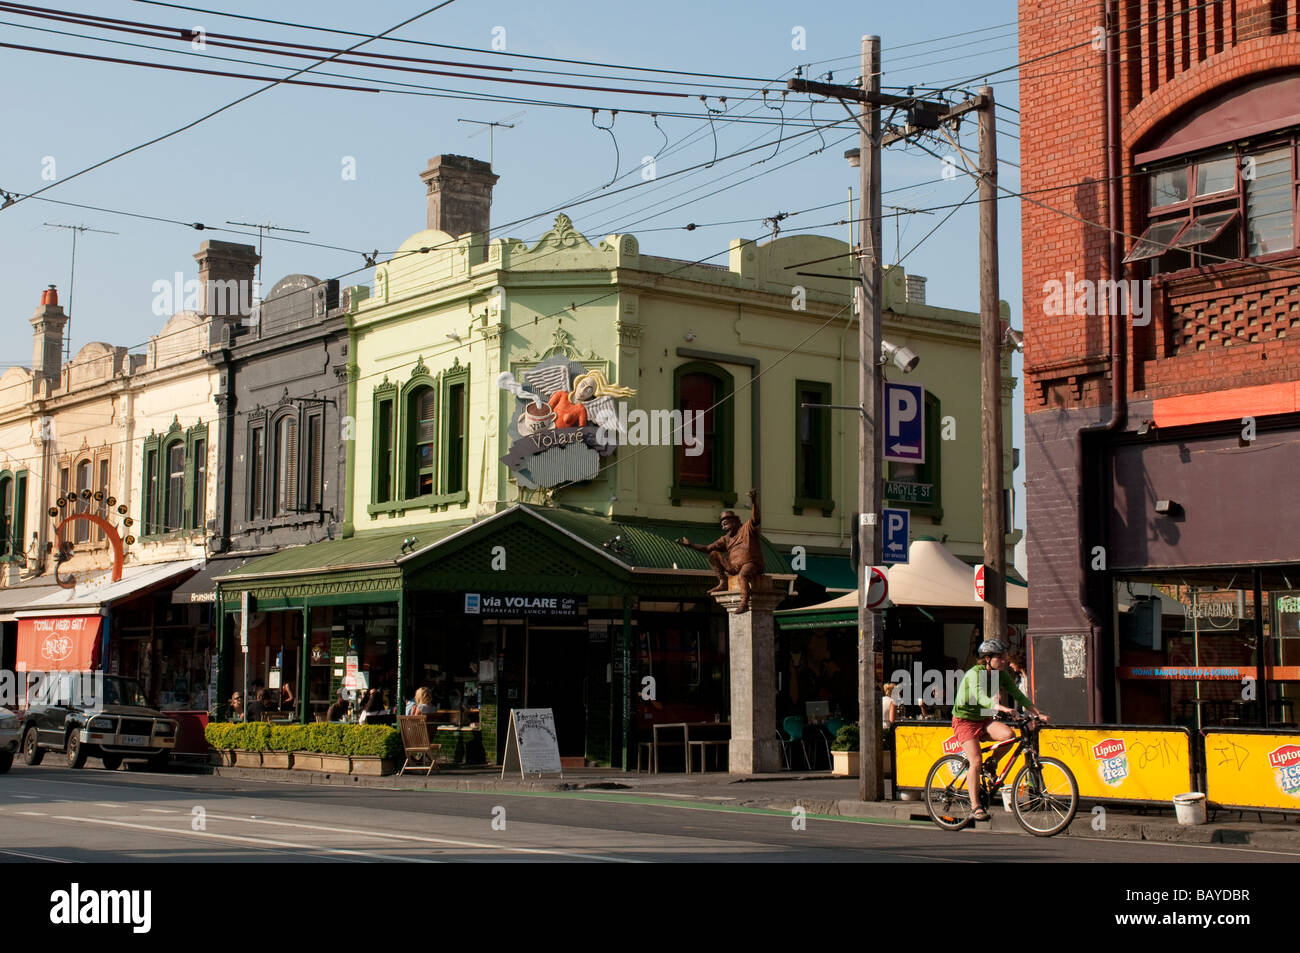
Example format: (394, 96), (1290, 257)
(133, 0), (777, 83)
(0, 20), (814, 128)
(3, 1), (462, 210)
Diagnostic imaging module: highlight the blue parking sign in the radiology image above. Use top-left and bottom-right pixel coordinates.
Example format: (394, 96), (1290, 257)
(884, 382), (925, 464)
(882, 508), (909, 564)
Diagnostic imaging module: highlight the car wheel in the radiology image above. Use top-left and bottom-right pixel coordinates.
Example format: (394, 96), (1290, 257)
(148, 752), (170, 772)
(66, 731), (87, 769)
(22, 727), (44, 766)
(0, 750), (13, 774)
(100, 754), (123, 771)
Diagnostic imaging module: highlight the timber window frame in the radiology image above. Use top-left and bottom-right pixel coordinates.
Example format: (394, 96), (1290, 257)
(368, 357), (471, 516)
(142, 418), (209, 538)
(793, 379), (835, 516)
(1129, 134), (1299, 274)
(0, 469), (27, 561)
(671, 361), (736, 507)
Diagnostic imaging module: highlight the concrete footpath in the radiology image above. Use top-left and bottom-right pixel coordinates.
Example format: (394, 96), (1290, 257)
(202, 763), (1300, 849)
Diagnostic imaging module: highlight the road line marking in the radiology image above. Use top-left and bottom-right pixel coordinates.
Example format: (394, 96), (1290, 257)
(0, 847), (75, 863)
(141, 808), (176, 814)
(15, 811), (46, 816)
(201, 812), (644, 863)
(48, 815), (440, 863)
(8, 794), (38, 799)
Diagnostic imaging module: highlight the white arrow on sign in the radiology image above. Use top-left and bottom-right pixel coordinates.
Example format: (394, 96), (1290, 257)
(889, 444), (919, 454)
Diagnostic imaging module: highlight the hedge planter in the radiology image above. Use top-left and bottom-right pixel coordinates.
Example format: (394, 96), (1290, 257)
(233, 749), (263, 768)
(292, 752), (324, 772)
(349, 756), (396, 777)
(210, 749), (235, 767)
(831, 750), (859, 777)
(261, 751), (293, 770)
(320, 754), (351, 774)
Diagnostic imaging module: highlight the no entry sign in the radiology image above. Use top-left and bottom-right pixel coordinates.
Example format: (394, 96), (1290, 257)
(866, 567), (889, 610)
(974, 564), (985, 603)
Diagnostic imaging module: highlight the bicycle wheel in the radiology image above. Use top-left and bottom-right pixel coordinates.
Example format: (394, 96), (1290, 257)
(925, 754), (976, 830)
(1010, 756), (1078, 836)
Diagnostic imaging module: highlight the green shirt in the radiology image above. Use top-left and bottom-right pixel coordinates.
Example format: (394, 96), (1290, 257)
(951, 663), (1031, 721)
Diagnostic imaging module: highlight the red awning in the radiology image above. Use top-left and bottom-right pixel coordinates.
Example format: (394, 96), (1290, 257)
(16, 616), (102, 672)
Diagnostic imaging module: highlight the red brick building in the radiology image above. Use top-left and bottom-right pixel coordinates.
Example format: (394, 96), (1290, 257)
(1021, 1), (1300, 728)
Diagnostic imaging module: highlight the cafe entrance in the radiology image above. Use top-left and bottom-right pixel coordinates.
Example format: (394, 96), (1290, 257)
(524, 624), (589, 759)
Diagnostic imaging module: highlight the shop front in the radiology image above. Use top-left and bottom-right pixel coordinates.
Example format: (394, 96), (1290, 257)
(1113, 568), (1299, 730)
(12, 560), (204, 710)
(775, 541), (1029, 725)
(217, 503), (793, 767)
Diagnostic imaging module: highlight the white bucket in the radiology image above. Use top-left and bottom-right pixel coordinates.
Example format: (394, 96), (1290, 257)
(1000, 787), (1014, 812)
(1173, 792), (1207, 826)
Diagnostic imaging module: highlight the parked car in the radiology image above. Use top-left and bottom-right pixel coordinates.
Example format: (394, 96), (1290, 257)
(0, 706), (19, 773)
(20, 674), (177, 770)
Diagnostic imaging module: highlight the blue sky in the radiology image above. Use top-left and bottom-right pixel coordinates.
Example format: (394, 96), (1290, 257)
(0, 0), (1024, 527)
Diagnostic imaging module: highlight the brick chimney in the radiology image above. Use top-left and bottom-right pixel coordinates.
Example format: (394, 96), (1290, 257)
(193, 240), (260, 320)
(31, 284), (68, 394)
(419, 154), (498, 262)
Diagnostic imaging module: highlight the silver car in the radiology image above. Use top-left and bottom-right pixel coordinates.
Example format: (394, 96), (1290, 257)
(0, 706), (19, 773)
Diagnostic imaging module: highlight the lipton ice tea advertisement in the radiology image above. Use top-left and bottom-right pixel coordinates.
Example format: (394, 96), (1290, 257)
(892, 723), (1024, 789)
(1037, 727), (1193, 802)
(1204, 732), (1300, 811)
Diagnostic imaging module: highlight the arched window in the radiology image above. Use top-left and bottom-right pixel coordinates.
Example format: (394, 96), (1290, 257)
(672, 362), (735, 505)
(164, 439), (185, 532)
(74, 459), (92, 543)
(273, 414), (298, 516)
(405, 384), (437, 499)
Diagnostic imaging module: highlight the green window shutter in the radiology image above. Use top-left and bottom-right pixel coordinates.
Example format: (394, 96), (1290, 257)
(13, 471), (26, 557)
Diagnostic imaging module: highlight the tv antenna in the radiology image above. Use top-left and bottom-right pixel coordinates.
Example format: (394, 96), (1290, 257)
(224, 220), (311, 287)
(42, 222), (118, 361)
(457, 111), (524, 166)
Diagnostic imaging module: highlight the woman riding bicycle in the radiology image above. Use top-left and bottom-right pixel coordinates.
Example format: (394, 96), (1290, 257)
(952, 639), (1048, 821)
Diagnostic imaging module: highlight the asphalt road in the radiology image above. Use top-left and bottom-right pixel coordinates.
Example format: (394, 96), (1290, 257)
(2, 763), (1297, 863)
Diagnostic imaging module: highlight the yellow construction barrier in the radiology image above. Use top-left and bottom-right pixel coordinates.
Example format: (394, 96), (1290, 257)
(1037, 726), (1193, 804)
(1204, 729), (1300, 812)
(893, 722), (1194, 805)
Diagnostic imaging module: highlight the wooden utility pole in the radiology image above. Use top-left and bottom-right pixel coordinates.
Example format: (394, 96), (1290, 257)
(858, 35), (884, 804)
(977, 85), (1008, 649)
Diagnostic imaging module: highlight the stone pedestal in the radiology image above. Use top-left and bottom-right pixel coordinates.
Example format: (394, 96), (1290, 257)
(713, 576), (784, 774)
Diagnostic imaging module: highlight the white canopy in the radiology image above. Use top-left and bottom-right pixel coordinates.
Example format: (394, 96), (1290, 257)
(778, 541), (1027, 616)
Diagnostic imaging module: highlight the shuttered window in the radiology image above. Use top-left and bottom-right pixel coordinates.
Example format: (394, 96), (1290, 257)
(307, 415), (322, 509)
(276, 416), (298, 515)
(165, 442), (185, 532)
(250, 428), (265, 520)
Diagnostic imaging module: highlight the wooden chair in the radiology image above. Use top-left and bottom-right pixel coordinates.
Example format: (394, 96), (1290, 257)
(398, 716), (442, 776)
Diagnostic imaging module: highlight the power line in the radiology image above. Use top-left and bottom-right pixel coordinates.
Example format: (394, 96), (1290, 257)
(133, 0), (779, 83)
(4, 1), (461, 210)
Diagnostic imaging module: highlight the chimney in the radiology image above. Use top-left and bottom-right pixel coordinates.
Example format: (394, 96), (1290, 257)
(31, 284), (68, 392)
(193, 240), (260, 320)
(905, 274), (927, 306)
(419, 154), (498, 262)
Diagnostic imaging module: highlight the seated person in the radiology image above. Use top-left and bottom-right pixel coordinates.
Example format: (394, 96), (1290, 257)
(412, 686), (437, 716)
(245, 689), (266, 722)
(326, 691), (349, 723)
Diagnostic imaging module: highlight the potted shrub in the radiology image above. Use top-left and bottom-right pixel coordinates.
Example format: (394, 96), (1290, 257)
(206, 723), (236, 766)
(232, 723), (270, 767)
(831, 724), (860, 777)
(262, 725), (300, 770)
(345, 725), (401, 776)
(314, 723), (351, 774)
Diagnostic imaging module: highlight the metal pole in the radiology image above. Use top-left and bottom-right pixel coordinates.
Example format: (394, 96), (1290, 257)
(858, 34), (884, 803)
(977, 86), (1008, 652)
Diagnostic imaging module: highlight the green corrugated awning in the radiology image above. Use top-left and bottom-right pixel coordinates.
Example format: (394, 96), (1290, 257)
(799, 553), (855, 592)
(777, 609), (858, 630)
(218, 522), (471, 581)
(534, 505), (791, 573)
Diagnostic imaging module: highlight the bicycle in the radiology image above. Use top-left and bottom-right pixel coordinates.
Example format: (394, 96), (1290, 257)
(924, 713), (1079, 836)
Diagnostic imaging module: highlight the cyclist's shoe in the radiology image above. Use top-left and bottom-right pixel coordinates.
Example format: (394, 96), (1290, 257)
(971, 807), (991, 822)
